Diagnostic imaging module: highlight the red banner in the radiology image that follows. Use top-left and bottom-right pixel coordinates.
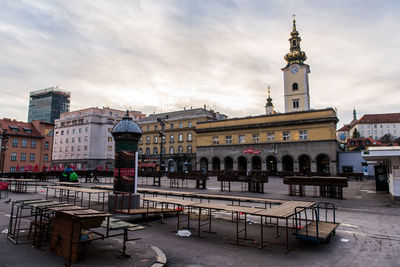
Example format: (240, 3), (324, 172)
(114, 167), (135, 177)
(243, 148), (261, 154)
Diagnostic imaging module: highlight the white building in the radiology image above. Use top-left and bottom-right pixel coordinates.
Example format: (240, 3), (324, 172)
(353, 113), (400, 140)
(52, 107), (145, 170)
(338, 112), (400, 142)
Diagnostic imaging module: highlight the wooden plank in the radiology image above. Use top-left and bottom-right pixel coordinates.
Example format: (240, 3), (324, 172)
(143, 196), (198, 206)
(255, 201), (315, 218)
(120, 208), (177, 214)
(297, 221), (339, 239)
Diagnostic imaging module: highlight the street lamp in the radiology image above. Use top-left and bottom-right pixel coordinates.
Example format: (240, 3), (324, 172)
(0, 129), (9, 176)
(156, 115), (169, 172)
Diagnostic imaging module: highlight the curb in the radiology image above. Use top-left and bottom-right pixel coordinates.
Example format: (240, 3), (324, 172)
(150, 245), (167, 267)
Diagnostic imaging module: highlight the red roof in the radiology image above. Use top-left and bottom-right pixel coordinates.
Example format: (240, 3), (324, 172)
(358, 113), (400, 124)
(347, 137), (382, 146)
(0, 118), (43, 138)
(338, 125), (351, 131)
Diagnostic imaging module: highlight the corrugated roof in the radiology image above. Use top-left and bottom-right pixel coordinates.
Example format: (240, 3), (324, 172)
(358, 113), (400, 124)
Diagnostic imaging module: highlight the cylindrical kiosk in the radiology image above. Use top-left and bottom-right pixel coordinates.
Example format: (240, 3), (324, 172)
(109, 111), (143, 212)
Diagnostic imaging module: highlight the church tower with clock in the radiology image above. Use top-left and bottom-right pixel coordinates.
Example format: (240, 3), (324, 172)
(282, 16), (310, 113)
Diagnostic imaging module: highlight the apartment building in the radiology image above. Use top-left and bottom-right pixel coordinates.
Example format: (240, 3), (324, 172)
(0, 119), (53, 172)
(52, 107), (145, 170)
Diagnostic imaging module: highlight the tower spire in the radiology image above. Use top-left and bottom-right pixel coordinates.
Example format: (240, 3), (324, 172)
(265, 85), (275, 115)
(353, 107), (357, 120)
(284, 15), (307, 68)
(292, 14), (297, 33)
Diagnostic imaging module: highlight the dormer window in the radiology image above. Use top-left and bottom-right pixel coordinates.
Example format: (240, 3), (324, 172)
(23, 128), (32, 133)
(9, 126), (19, 132)
(292, 83), (298, 90)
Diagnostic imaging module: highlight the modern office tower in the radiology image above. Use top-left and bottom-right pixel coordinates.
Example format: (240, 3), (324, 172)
(28, 86), (71, 123)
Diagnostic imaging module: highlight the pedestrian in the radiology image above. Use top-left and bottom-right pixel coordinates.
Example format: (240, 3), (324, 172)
(92, 170), (99, 183)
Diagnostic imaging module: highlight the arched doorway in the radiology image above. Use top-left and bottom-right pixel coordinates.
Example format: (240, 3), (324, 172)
(282, 155), (294, 172)
(184, 160), (192, 172)
(200, 157), (208, 173)
(251, 156), (262, 170)
(168, 160), (175, 172)
(177, 161), (183, 172)
(316, 154), (330, 173)
(266, 155), (277, 175)
(160, 160), (166, 171)
(212, 157), (221, 171)
(224, 157), (233, 173)
(238, 156), (247, 172)
(299, 154), (311, 175)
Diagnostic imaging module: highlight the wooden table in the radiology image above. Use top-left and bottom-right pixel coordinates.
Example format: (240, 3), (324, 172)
(283, 176), (348, 199)
(45, 186), (109, 210)
(0, 178), (39, 193)
(142, 196), (320, 253)
(52, 181), (81, 187)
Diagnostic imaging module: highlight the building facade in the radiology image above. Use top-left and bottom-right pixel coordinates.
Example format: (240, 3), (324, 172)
(137, 108), (225, 172)
(0, 119), (54, 172)
(196, 109), (338, 175)
(52, 107), (145, 170)
(28, 86), (71, 123)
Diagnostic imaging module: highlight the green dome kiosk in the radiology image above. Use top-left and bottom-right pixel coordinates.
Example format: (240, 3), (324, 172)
(109, 110), (143, 211)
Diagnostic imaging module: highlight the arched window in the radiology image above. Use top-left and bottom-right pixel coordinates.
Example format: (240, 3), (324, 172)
(292, 83), (298, 90)
(292, 40), (297, 47)
(187, 145), (192, 154)
(153, 147), (158, 154)
(138, 148), (143, 155)
(178, 146), (183, 154)
(161, 147), (166, 154)
(145, 148), (150, 155)
(169, 146), (174, 154)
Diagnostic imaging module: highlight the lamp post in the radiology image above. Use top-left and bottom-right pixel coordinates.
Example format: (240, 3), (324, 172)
(0, 129), (9, 176)
(157, 115), (169, 173)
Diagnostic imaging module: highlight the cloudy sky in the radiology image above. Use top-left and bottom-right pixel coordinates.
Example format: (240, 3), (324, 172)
(0, 0), (399, 127)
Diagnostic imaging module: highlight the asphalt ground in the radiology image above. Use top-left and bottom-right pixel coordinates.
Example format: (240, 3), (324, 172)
(0, 176), (399, 266)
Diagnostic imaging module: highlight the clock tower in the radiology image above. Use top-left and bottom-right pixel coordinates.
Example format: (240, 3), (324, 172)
(282, 16), (310, 113)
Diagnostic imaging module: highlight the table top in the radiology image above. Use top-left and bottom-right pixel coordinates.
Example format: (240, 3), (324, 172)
(46, 185), (109, 193)
(0, 178), (38, 182)
(142, 196), (315, 218)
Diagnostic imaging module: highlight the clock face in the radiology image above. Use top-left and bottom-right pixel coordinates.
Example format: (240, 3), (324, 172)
(290, 64), (299, 74)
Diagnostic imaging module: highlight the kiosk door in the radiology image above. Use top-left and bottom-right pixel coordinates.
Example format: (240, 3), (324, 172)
(374, 165), (389, 192)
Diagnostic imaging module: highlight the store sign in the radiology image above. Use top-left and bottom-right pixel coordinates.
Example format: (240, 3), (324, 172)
(243, 148), (261, 154)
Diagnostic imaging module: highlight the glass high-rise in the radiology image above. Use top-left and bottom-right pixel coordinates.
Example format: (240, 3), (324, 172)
(28, 86), (71, 123)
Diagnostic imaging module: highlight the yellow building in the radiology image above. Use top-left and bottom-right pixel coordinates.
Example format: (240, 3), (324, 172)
(137, 108), (225, 171)
(196, 108), (338, 175)
(195, 18), (339, 175)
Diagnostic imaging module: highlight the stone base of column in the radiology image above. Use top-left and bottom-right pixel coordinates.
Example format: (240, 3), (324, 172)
(108, 193), (140, 213)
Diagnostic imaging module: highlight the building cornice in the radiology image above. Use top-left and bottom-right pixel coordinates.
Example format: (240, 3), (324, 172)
(196, 117), (338, 133)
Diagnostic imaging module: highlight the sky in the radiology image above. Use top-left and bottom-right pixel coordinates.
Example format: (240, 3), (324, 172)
(0, 0), (399, 127)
